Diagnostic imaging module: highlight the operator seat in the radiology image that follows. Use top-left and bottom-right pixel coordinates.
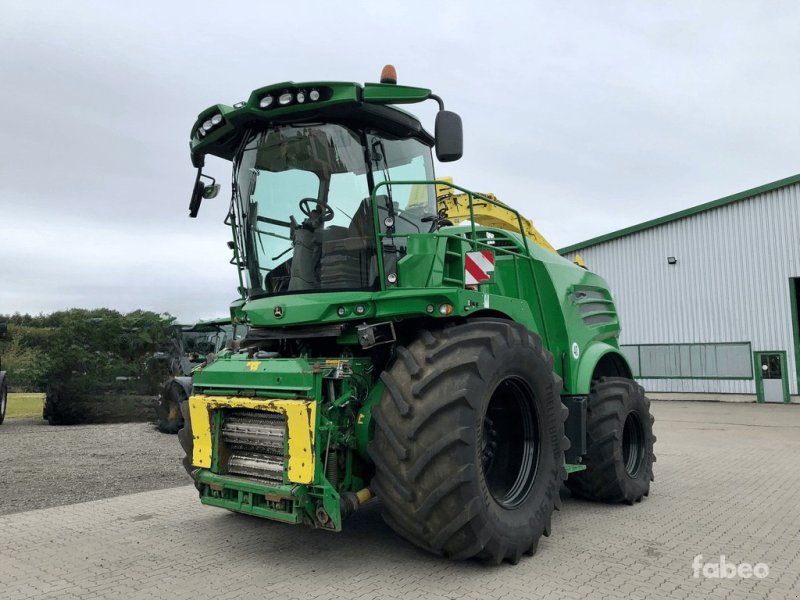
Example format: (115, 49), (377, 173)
(288, 209), (325, 291)
(318, 196), (388, 289)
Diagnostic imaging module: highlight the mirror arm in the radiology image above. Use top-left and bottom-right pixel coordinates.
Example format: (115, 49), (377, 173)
(190, 169), (221, 218)
(191, 152), (205, 169)
(201, 173), (216, 187)
(429, 94), (445, 111)
(189, 167), (206, 219)
(189, 167), (203, 218)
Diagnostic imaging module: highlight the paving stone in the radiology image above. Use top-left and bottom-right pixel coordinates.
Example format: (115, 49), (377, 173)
(1, 401), (798, 599)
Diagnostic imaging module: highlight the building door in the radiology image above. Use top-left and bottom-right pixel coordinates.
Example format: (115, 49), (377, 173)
(755, 352), (789, 403)
(791, 278), (800, 399)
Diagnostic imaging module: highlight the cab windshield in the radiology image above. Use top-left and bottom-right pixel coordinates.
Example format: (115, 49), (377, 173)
(230, 123), (435, 297)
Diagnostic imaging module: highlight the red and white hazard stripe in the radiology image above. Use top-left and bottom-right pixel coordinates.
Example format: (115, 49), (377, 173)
(464, 250), (495, 285)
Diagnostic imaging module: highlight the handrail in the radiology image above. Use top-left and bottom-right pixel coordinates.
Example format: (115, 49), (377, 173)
(370, 179), (531, 289)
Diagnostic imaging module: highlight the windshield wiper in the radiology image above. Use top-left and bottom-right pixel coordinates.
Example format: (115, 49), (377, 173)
(257, 215), (292, 228)
(370, 138), (394, 210)
(231, 170), (263, 291)
(272, 246), (293, 261)
(369, 137), (402, 243)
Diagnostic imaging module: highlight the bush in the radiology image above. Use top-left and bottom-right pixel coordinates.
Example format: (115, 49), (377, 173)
(0, 309), (176, 395)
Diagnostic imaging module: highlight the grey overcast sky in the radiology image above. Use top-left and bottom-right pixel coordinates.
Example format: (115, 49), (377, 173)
(1, 1), (798, 321)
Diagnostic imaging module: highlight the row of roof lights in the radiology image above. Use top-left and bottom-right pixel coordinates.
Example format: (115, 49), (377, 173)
(198, 113), (223, 138)
(198, 87), (327, 140)
(260, 89), (321, 109)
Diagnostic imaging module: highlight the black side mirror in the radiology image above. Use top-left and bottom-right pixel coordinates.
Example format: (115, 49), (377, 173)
(203, 183), (220, 199)
(434, 110), (463, 162)
(189, 171), (220, 218)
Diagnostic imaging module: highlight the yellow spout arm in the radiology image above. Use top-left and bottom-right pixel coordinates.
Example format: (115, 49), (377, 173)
(435, 180), (558, 255)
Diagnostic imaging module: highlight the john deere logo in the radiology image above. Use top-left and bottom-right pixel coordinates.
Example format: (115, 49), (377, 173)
(273, 305), (284, 319)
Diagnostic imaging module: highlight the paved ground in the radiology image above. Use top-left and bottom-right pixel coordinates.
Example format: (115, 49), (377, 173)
(0, 418), (187, 515)
(1, 401), (799, 599)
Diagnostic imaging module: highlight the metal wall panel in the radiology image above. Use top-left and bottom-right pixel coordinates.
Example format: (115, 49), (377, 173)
(564, 183), (800, 395)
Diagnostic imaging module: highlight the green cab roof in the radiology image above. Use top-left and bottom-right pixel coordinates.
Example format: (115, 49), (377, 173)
(558, 172), (800, 255)
(190, 81), (435, 166)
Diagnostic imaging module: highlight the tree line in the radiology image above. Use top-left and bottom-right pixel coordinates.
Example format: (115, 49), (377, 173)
(0, 308), (176, 395)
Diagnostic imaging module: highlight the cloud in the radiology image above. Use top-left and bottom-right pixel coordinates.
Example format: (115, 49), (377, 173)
(1, 1), (799, 319)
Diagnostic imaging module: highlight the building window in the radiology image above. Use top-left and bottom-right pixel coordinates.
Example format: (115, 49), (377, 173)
(620, 343), (753, 379)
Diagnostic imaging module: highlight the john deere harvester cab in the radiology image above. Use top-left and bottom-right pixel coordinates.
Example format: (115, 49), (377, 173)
(180, 66), (655, 564)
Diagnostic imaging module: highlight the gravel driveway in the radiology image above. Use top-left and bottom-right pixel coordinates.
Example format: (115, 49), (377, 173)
(0, 417), (188, 515)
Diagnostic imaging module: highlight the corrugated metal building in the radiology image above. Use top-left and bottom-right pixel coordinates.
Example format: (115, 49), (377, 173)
(560, 174), (800, 403)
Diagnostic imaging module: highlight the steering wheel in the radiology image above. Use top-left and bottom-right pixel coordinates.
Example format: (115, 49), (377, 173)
(299, 198), (334, 222)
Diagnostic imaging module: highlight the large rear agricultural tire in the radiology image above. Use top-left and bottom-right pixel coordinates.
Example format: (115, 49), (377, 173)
(368, 319), (567, 564)
(566, 377), (655, 504)
(156, 380), (184, 434)
(0, 377), (7, 425)
(44, 395), (63, 426)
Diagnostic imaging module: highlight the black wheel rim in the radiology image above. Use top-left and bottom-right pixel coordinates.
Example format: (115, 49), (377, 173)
(622, 412), (644, 477)
(480, 377), (540, 509)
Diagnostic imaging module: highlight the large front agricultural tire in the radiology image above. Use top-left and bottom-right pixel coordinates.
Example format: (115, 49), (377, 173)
(44, 394), (63, 425)
(566, 377), (655, 504)
(156, 380), (184, 434)
(0, 377), (7, 425)
(369, 319), (566, 564)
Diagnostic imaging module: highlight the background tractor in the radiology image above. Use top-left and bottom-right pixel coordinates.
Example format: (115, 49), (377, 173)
(178, 66), (655, 564)
(0, 322), (7, 424)
(155, 318), (247, 433)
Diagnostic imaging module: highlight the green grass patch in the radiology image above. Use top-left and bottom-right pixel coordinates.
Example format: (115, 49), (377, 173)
(6, 393), (45, 419)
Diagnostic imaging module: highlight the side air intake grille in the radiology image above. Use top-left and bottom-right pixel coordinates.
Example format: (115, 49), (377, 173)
(571, 287), (617, 327)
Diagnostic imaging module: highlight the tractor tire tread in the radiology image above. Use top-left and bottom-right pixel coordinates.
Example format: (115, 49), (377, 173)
(369, 318), (565, 563)
(566, 377), (655, 504)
